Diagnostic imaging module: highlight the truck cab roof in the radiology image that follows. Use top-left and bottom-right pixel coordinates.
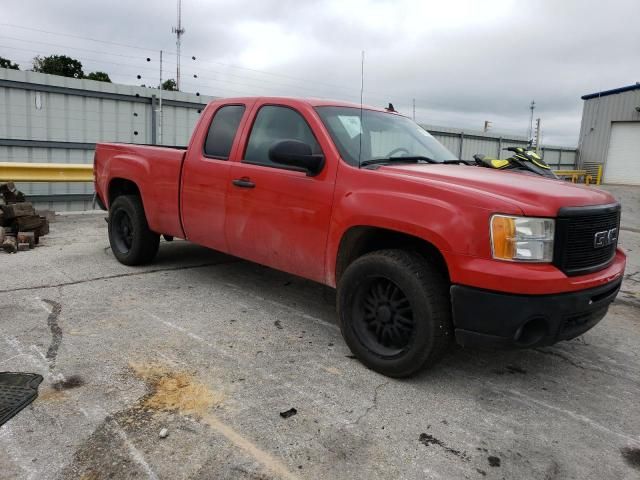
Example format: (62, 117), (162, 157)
(210, 96), (399, 114)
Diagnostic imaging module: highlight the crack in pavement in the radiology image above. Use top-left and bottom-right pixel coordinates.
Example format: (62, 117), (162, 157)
(505, 388), (640, 445)
(42, 299), (63, 371)
(534, 348), (586, 370)
(0, 260), (239, 294)
(354, 380), (390, 425)
(614, 295), (640, 310)
(533, 348), (640, 386)
(623, 272), (640, 284)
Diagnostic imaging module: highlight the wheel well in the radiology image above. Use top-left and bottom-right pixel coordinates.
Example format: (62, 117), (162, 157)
(108, 178), (140, 204)
(335, 226), (449, 284)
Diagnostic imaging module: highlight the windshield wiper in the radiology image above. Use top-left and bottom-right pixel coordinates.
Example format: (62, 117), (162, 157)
(360, 155), (438, 167)
(442, 159), (474, 165)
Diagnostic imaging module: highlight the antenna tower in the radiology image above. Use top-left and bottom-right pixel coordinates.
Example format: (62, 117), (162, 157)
(172, 0), (186, 91)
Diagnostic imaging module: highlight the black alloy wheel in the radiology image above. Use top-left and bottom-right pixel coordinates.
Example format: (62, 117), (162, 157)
(337, 249), (452, 377)
(112, 208), (134, 254)
(107, 194), (160, 266)
(355, 277), (415, 357)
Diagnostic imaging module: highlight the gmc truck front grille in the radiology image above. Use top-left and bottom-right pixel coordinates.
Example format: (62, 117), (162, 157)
(553, 203), (621, 276)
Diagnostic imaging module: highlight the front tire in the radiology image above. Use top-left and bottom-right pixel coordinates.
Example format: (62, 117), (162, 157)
(108, 195), (160, 266)
(337, 249), (452, 377)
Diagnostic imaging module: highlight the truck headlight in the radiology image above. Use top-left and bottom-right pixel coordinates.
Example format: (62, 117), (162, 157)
(490, 215), (554, 262)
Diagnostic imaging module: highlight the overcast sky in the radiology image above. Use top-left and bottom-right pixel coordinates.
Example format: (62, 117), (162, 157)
(2, 0), (639, 145)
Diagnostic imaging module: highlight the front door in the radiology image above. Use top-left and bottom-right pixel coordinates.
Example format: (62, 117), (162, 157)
(225, 104), (335, 283)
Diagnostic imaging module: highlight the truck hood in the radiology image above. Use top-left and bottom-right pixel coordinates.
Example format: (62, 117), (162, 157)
(379, 163), (616, 216)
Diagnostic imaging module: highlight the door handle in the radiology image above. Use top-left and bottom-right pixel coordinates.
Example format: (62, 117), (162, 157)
(232, 178), (255, 188)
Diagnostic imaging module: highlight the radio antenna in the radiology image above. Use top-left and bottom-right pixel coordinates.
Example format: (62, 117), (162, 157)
(358, 50), (365, 168)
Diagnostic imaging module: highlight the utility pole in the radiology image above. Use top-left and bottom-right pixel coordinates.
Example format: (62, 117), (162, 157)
(158, 50), (163, 144)
(172, 0), (186, 91)
(412, 98), (416, 121)
(534, 118), (541, 153)
(527, 100), (536, 143)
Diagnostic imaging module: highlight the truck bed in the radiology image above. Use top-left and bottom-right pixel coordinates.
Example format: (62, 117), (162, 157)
(94, 143), (186, 238)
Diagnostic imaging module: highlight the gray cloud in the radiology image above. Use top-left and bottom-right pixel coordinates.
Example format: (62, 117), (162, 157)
(2, 0), (638, 145)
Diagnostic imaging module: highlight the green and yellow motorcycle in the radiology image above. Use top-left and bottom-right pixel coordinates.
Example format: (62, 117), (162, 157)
(473, 147), (558, 179)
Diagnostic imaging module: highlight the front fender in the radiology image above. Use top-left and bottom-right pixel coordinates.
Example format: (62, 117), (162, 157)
(325, 189), (505, 287)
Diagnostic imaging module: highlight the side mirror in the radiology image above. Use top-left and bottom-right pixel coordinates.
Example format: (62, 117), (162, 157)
(268, 140), (325, 176)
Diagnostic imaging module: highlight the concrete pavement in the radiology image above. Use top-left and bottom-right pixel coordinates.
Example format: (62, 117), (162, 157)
(0, 189), (639, 479)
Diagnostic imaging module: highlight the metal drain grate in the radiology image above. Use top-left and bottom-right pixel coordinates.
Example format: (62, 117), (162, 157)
(0, 372), (43, 426)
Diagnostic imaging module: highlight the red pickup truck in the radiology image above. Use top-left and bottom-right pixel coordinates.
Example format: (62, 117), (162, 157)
(94, 97), (625, 377)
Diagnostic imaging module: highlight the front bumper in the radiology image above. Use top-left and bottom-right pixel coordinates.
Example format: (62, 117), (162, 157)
(451, 279), (622, 348)
(448, 249), (626, 295)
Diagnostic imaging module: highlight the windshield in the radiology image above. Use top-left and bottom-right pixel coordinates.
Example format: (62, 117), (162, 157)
(315, 106), (457, 167)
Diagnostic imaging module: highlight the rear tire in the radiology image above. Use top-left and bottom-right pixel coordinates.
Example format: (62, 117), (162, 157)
(108, 195), (159, 266)
(337, 249), (452, 377)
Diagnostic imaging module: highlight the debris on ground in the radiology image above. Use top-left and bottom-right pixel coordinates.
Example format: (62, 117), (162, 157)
(159, 427), (169, 438)
(0, 181), (25, 203)
(279, 408), (297, 419)
(51, 375), (85, 391)
(0, 182), (50, 254)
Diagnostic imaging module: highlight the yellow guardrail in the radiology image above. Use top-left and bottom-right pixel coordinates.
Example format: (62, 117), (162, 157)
(555, 169), (588, 183)
(0, 161), (605, 186)
(584, 163), (604, 185)
(554, 165), (602, 185)
(0, 162), (94, 182)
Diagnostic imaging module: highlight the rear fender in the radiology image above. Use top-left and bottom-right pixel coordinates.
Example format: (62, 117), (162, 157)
(107, 153), (151, 205)
(106, 153), (174, 236)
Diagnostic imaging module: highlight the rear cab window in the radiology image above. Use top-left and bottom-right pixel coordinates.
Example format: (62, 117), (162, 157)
(203, 105), (246, 159)
(243, 105), (322, 168)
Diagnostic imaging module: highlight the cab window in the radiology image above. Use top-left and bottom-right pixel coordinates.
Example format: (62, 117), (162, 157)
(244, 106), (321, 167)
(203, 105), (245, 159)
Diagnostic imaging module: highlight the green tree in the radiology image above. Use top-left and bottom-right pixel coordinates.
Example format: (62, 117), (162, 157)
(85, 71), (111, 82)
(0, 56), (20, 69)
(32, 55), (84, 79)
(161, 79), (177, 91)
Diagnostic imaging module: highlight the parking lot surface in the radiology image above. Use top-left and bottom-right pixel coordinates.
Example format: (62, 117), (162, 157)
(1, 186), (639, 480)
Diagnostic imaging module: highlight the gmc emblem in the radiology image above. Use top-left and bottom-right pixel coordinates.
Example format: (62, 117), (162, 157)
(594, 228), (617, 248)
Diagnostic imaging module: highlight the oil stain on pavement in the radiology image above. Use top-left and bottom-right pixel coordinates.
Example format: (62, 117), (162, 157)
(419, 433), (470, 461)
(621, 447), (640, 470)
(42, 299), (62, 371)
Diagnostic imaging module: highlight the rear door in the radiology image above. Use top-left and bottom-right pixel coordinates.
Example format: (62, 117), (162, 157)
(224, 103), (337, 282)
(181, 102), (250, 251)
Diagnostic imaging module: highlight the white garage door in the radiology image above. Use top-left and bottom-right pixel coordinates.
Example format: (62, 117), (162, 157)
(604, 122), (640, 184)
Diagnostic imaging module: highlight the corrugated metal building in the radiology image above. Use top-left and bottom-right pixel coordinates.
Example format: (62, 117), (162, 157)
(577, 83), (640, 185)
(0, 68), (213, 210)
(422, 124), (577, 168)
